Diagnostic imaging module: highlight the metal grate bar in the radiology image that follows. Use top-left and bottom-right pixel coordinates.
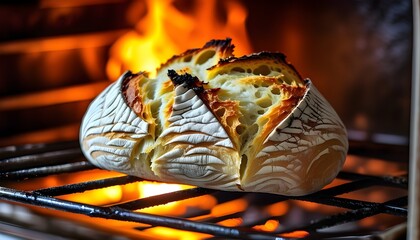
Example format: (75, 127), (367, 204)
(257, 179), (407, 217)
(287, 194), (407, 217)
(0, 148), (83, 171)
(112, 187), (216, 210)
(0, 141), (80, 160)
(0, 161), (95, 180)
(277, 196), (408, 234)
(309, 179), (378, 197)
(0, 186), (287, 240)
(0, 141), (409, 238)
(33, 175), (142, 196)
(0, 141), (95, 181)
(337, 171), (408, 188)
(0, 158), (408, 216)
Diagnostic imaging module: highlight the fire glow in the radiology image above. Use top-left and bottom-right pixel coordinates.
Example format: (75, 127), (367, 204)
(106, 0), (252, 79)
(136, 181), (194, 215)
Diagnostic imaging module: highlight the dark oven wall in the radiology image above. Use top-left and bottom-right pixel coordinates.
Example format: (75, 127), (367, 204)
(0, 1), (141, 146)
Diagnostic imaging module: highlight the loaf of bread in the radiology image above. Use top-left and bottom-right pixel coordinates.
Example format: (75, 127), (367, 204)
(80, 39), (348, 196)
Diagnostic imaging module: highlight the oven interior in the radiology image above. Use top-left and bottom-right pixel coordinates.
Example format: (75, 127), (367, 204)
(0, 0), (415, 239)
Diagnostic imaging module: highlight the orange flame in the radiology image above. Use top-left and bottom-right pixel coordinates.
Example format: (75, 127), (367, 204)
(144, 227), (211, 240)
(280, 230), (309, 238)
(106, 0), (252, 79)
(138, 181), (189, 198)
(253, 219), (280, 232)
(136, 181), (193, 215)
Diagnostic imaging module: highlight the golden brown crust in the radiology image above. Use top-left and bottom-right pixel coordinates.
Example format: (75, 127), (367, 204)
(199, 88), (241, 149)
(207, 52), (304, 84)
(166, 69), (241, 149)
(255, 84), (307, 151)
(121, 71), (156, 137)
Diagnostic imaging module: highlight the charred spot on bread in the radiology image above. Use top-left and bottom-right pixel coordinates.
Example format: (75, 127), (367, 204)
(157, 38), (235, 73)
(167, 69), (205, 93)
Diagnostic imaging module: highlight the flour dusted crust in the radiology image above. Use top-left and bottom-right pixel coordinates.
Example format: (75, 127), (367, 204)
(80, 39), (348, 196)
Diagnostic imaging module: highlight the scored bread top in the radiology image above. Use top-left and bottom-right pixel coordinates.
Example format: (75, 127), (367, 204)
(81, 38), (348, 196)
(121, 38), (310, 189)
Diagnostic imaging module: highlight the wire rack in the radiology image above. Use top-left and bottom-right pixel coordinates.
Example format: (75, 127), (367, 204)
(0, 141), (408, 239)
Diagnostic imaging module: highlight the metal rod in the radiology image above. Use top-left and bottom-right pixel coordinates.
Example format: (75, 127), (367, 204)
(34, 175), (142, 196)
(308, 179), (376, 197)
(337, 171), (408, 188)
(34, 175), (216, 210)
(0, 161), (95, 180)
(113, 187), (216, 210)
(291, 196), (407, 217)
(263, 179), (408, 217)
(0, 186), (288, 240)
(0, 141), (80, 160)
(277, 196), (407, 234)
(0, 148), (83, 171)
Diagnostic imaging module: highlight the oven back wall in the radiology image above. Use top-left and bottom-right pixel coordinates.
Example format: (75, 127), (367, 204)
(0, 1), (139, 145)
